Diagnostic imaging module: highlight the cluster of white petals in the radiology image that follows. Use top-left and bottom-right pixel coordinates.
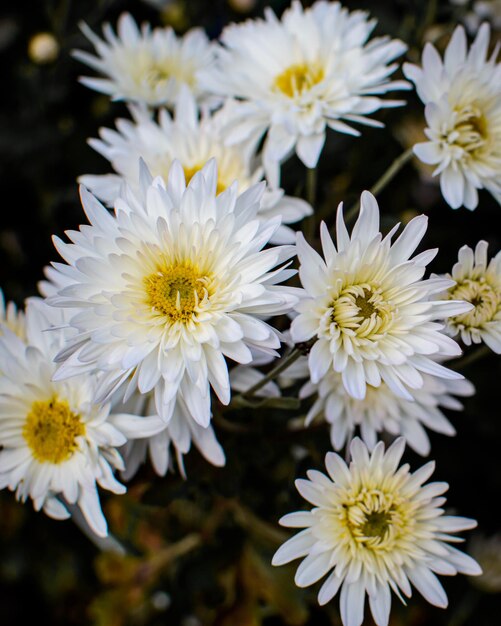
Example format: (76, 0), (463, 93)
(291, 191), (471, 401)
(273, 438), (481, 626)
(404, 24), (501, 209)
(0, 298), (150, 536)
(47, 160), (299, 428)
(441, 240), (501, 352)
(200, 0), (409, 184)
(79, 88), (312, 244)
(74, 12), (216, 107)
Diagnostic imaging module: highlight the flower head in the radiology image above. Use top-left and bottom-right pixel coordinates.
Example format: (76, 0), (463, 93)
(0, 299), (144, 537)
(287, 355), (474, 455)
(73, 13), (216, 107)
(201, 0), (408, 185)
(291, 191), (471, 401)
(47, 160), (298, 427)
(79, 89), (312, 243)
(272, 438), (481, 626)
(404, 24), (501, 209)
(441, 240), (501, 351)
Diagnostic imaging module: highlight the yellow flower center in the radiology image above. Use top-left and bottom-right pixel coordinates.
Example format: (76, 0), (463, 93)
(342, 488), (408, 551)
(144, 262), (211, 323)
(449, 277), (500, 329)
(328, 284), (394, 339)
(183, 164), (227, 195)
(274, 63), (324, 98)
(145, 64), (172, 88)
(449, 105), (488, 154)
(23, 397), (85, 464)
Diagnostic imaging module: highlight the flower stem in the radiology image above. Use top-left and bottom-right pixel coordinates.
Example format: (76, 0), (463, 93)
(344, 146), (415, 224)
(450, 344), (491, 371)
(304, 166), (318, 240)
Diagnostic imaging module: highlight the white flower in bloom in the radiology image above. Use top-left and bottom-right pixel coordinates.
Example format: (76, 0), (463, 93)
(47, 160), (298, 427)
(272, 438), (481, 626)
(403, 24), (501, 209)
(73, 12), (216, 107)
(0, 298), (145, 537)
(200, 0), (408, 185)
(79, 89), (312, 244)
(110, 390), (225, 480)
(441, 240), (501, 352)
(286, 355), (473, 455)
(290, 191), (472, 401)
(0, 289), (25, 341)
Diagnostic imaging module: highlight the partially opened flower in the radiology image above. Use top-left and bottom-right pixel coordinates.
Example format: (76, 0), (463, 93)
(47, 160), (298, 427)
(73, 12), (216, 107)
(273, 438), (481, 626)
(79, 89), (312, 243)
(0, 298), (146, 537)
(441, 240), (501, 352)
(200, 0), (409, 185)
(291, 191), (471, 401)
(403, 24), (501, 209)
(0, 288), (25, 341)
(287, 355), (474, 455)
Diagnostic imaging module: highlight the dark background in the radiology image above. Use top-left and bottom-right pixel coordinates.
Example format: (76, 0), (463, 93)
(1, 0), (500, 624)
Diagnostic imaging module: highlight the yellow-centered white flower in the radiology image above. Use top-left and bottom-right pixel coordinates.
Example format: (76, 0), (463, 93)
(73, 12), (216, 107)
(79, 89), (312, 244)
(0, 299), (147, 537)
(272, 438), (481, 626)
(286, 355), (474, 455)
(47, 160), (298, 427)
(291, 191), (472, 401)
(441, 240), (501, 352)
(404, 24), (501, 209)
(200, 0), (409, 185)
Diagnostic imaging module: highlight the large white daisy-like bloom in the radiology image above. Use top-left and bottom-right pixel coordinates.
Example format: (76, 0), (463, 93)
(0, 298), (148, 537)
(285, 355), (473, 455)
(47, 160), (298, 427)
(272, 438), (481, 626)
(79, 89), (312, 244)
(441, 240), (501, 352)
(290, 191), (472, 401)
(200, 0), (409, 185)
(110, 390), (225, 481)
(403, 24), (501, 209)
(73, 12), (216, 107)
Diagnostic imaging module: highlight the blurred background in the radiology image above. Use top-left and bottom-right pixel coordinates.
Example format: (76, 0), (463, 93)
(1, 0), (501, 624)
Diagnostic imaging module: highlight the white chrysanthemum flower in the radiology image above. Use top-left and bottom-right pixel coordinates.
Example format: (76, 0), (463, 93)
(200, 0), (408, 185)
(0, 289), (25, 341)
(110, 390), (225, 481)
(403, 24), (501, 209)
(47, 160), (298, 427)
(73, 12), (216, 107)
(285, 355), (473, 455)
(441, 240), (501, 352)
(79, 89), (312, 244)
(469, 533), (501, 593)
(290, 191), (472, 401)
(272, 438), (481, 626)
(0, 298), (147, 537)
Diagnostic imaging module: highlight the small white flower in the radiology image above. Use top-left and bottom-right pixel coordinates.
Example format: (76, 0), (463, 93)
(200, 0), (409, 185)
(0, 289), (25, 341)
(286, 355), (474, 455)
(110, 390), (225, 480)
(291, 191), (472, 401)
(0, 298), (144, 537)
(79, 89), (312, 243)
(47, 160), (298, 427)
(273, 437), (481, 626)
(441, 240), (501, 352)
(403, 24), (501, 209)
(73, 12), (216, 107)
